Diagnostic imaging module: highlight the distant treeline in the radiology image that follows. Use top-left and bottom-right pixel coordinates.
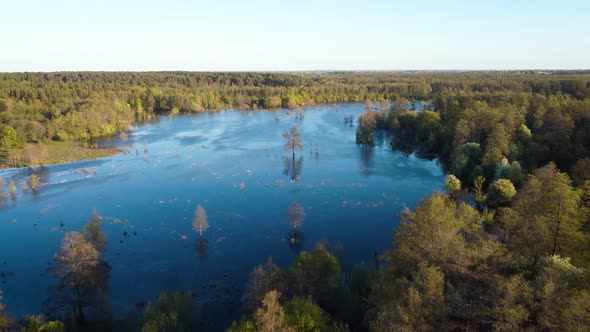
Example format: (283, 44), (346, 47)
(0, 71), (588, 145)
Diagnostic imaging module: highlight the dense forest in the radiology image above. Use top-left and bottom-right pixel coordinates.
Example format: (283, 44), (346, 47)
(1, 71), (590, 331)
(1, 71), (589, 167)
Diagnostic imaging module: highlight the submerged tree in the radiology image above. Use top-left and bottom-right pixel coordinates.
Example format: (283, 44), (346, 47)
(30, 173), (40, 192)
(356, 111), (377, 146)
(81, 210), (107, 252)
(283, 126), (303, 158)
(287, 201), (306, 242)
(192, 205), (209, 239)
(8, 179), (16, 201)
(46, 214), (111, 328)
(48, 232), (106, 326)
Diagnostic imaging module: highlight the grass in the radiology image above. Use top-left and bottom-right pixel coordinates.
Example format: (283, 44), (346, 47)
(1, 141), (122, 169)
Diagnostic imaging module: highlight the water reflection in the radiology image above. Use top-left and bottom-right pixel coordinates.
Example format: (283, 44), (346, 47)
(282, 156), (303, 182)
(44, 260), (112, 327)
(29, 166), (50, 184)
(286, 230), (304, 254)
(359, 146), (374, 177)
(196, 238), (209, 261)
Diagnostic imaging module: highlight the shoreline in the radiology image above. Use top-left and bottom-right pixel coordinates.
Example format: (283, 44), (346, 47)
(1, 141), (124, 170)
(0, 102), (357, 171)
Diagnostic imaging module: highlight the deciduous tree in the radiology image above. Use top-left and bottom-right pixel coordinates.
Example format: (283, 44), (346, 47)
(283, 126), (303, 158)
(192, 205), (209, 239)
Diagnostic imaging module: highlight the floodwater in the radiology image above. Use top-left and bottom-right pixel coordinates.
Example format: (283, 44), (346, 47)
(0, 103), (443, 329)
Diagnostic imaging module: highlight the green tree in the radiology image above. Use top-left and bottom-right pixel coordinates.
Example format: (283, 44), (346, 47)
(227, 318), (257, 332)
(242, 258), (288, 313)
(500, 163), (582, 271)
(482, 123), (510, 168)
(444, 174), (461, 199)
(369, 264), (447, 332)
(472, 176), (487, 208)
(488, 179), (517, 207)
(516, 124), (532, 141)
(284, 297), (335, 332)
(291, 244), (341, 305)
(506, 161), (523, 186)
(356, 112), (377, 146)
(81, 210), (107, 252)
(535, 256), (590, 331)
(17, 315), (65, 332)
(391, 193), (479, 279)
(2, 126), (20, 148)
(571, 157), (590, 186)
(142, 291), (199, 332)
(491, 275), (533, 331)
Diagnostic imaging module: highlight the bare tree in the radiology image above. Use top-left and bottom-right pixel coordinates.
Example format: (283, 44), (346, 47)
(283, 126), (303, 158)
(193, 205), (210, 239)
(288, 201), (306, 234)
(48, 231), (110, 326)
(254, 290), (288, 332)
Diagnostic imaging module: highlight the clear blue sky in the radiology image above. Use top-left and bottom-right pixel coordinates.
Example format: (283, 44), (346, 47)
(1, 0), (589, 71)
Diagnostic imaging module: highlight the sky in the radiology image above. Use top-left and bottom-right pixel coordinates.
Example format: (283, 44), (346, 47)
(0, 0), (589, 71)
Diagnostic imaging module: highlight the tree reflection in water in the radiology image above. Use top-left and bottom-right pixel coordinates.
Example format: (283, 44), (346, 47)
(285, 229), (304, 254)
(283, 156), (303, 182)
(196, 238), (209, 262)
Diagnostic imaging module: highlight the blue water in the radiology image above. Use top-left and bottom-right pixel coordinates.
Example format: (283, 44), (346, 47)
(0, 103), (443, 329)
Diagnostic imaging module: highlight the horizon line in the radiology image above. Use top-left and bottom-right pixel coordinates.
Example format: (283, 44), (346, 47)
(2, 69), (590, 74)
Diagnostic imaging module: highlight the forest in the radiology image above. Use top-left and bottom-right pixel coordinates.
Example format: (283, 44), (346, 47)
(1, 71), (590, 331)
(0, 71), (589, 168)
